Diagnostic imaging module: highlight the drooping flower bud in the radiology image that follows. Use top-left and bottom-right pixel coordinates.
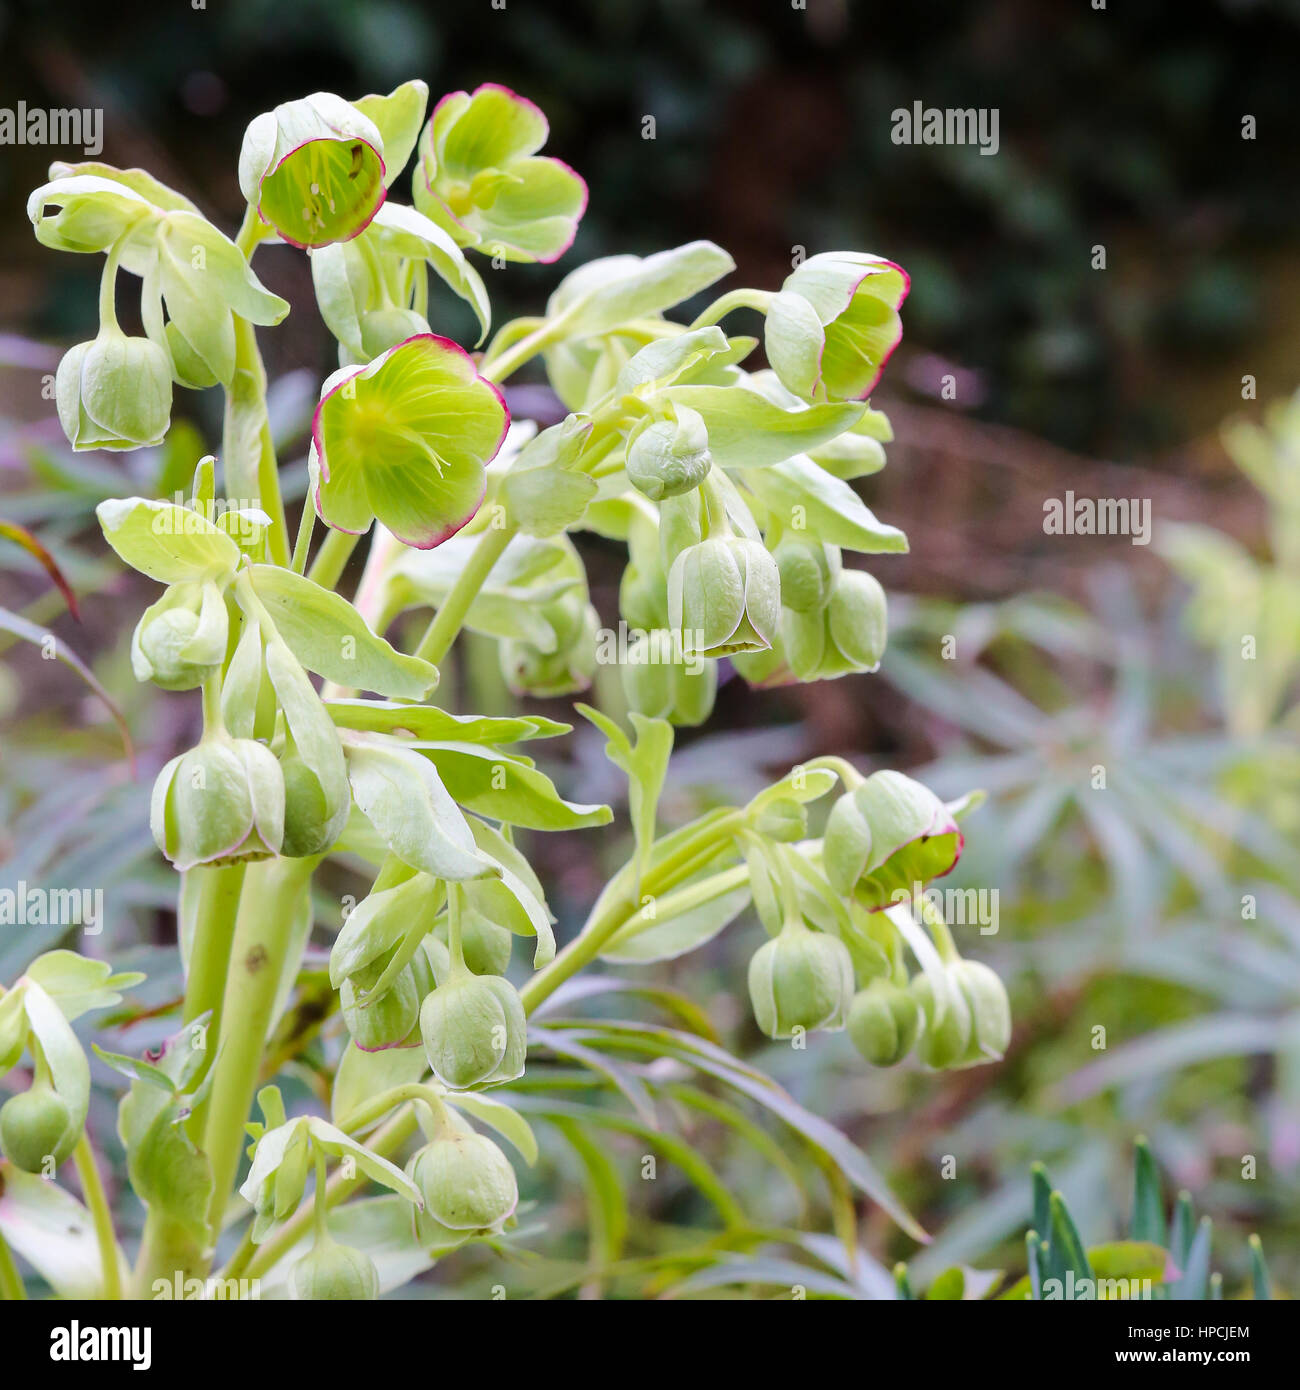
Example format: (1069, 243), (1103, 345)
(131, 581), (229, 691)
(289, 1235), (380, 1300)
(773, 537), (840, 614)
(822, 770), (963, 911)
(414, 83), (586, 264)
(150, 736), (285, 872)
(783, 567), (888, 681)
(625, 404), (711, 501)
(765, 252), (909, 402)
(56, 330), (172, 451)
(747, 920), (854, 1040)
(620, 632), (718, 727)
(239, 93), (387, 249)
(909, 972), (973, 1069)
(847, 979), (921, 1066)
(409, 1128), (519, 1232)
(500, 598), (598, 697)
(952, 959), (1011, 1063)
(0, 1077), (76, 1173)
(668, 536), (781, 658)
(419, 971), (527, 1089)
(339, 955), (420, 1052)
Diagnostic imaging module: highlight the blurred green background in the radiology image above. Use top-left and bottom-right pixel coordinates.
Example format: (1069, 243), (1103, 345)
(3, 0), (1300, 1296)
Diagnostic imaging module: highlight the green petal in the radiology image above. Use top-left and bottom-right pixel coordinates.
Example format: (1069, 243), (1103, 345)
(433, 84), (549, 182)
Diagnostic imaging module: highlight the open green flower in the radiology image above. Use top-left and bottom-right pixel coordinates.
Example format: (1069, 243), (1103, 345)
(239, 92), (387, 249)
(309, 333), (508, 548)
(823, 770), (963, 911)
(414, 83), (586, 263)
(765, 252), (909, 402)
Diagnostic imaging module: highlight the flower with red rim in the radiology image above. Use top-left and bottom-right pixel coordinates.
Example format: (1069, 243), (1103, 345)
(414, 83), (587, 264)
(238, 92), (387, 250)
(822, 769), (964, 912)
(765, 252), (910, 402)
(309, 333), (509, 549)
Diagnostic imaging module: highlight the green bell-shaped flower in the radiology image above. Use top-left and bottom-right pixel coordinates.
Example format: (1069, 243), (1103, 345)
(747, 919), (854, 1040)
(668, 536), (781, 658)
(0, 1077), (77, 1173)
(765, 252), (909, 402)
(339, 955), (420, 1053)
(310, 333), (508, 548)
(500, 598), (598, 698)
(625, 404), (712, 502)
(847, 978), (921, 1067)
(239, 92), (387, 249)
(414, 83), (586, 264)
(783, 567), (888, 681)
(620, 632), (718, 728)
(131, 581), (229, 691)
(56, 329), (172, 451)
(909, 971), (974, 1070)
(419, 970), (527, 1089)
(952, 959), (1011, 1064)
(822, 770), (963, 911)
(409, 1127), (519, 1232)
(150, 734), (285, 872)
(773, 537), (840, 614)
(289, 1234), (380, 1301)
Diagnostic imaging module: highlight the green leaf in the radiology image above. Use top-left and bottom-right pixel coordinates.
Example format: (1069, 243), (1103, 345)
(1130, 1137), (1167, 1246)
(342, 733), (498, 881)
(735, 455), (908, 554)
(332, 1041), (428, 1131)
(1044, 1191), (1093, 1289)
(465, 818), (555, 967)
(551, 242), (735, 339)
(0, 1166), (127, 1298)
(1173, 1217), (1213, 1300)
(354, 80), (430, 184)
(577, 705), (672, 885)
(602, 883), (751, 964)
(96, 496), (241, 583)
(551, 1115), (628, 1274)
(442, 1089), (538, 1166)
(247, 564), (438, 699)
(662, 385), (864, 470)
(327, 699), (566, 745)
(415, 741), (612, 831)
(21, 951), (143, 1021)
(1249, 1234), (1271, 1301)
(22, 982), (89, 1130)
(501, 415), (597, 537)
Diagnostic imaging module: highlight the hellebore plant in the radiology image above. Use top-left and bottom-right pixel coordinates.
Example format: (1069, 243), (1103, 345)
(1, 78), (1010, 1302)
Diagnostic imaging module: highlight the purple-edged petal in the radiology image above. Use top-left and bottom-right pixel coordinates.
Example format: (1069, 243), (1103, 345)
(312, 333), (508, 548)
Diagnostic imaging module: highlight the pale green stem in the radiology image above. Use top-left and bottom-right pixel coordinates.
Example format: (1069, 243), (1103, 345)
(804, 754), (865, 791)
(200, 856), (318, 1251)
(221, 208), (289, 566)
(688, 287), (772, 330)
(290, 500), (317, 575)
(73, 1132), (122, 1300)
(306, 529), (360, 591)
(413, 522), (514, 665)
(479, 314), (570, 383)
(603, 863), (750, 953)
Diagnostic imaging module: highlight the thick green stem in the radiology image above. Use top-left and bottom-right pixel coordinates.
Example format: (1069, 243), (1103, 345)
(414, 522), (514, 665)
(200, 856), (317, 1251)
(73, 1132), (122, 1300)
(306, 529), (360, 591)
